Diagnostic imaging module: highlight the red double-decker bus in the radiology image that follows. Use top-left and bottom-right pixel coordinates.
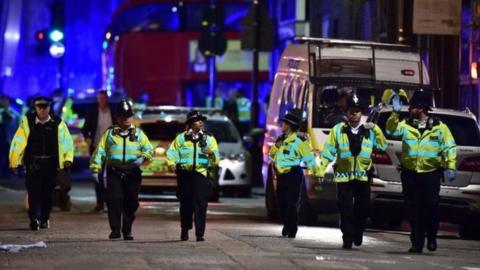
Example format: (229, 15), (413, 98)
(103, 0), (270, 106)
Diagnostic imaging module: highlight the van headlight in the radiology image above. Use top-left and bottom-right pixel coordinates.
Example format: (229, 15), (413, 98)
(228, 153), (247, 161)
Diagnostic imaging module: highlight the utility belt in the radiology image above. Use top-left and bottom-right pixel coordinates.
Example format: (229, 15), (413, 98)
(107, 165), (140, 179)
(27, 156), (56, 171)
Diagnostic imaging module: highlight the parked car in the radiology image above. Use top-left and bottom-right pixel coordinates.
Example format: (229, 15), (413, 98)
(371, 106), (480, 239)
(134, 107), (253, 199)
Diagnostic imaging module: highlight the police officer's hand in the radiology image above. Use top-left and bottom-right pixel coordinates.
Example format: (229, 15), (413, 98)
(391, 95), (401, 112)
(168, 164), (177, 173)
(447, 169), (456, 182)
(133, 157), (145, 167)
(63, 161), (72, 171)
(91, 172), (99, 183)
(202, 147), (213, 156)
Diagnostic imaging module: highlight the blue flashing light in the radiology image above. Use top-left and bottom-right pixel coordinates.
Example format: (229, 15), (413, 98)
(172, 6), (178, 13)
(49, 29), (64, 42)
(15, 98), (24, 105)
(108, 67), (114, 73)
(67, 88), (75, 95)
(102, 40), (108, 50)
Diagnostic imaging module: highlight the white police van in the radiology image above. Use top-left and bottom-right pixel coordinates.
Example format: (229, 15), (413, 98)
(263, 37), (431, 224)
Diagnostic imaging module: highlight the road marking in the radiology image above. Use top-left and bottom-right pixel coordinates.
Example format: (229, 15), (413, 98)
(316, 255), (396, 265)
(462, 268), (480, 270)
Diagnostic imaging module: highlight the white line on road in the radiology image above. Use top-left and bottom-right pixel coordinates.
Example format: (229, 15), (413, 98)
(315, 255), (396, 265)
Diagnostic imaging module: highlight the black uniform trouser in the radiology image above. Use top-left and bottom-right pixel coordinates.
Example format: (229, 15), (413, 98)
(25, 158), (57, 223)
(176, 170), (211, 237)
(401, 169), (441, 249)
(106, 166), (142, 234)
(337, 180), (371, 243)
(276, 167), (303, 236)
(94, 165), (106, 208)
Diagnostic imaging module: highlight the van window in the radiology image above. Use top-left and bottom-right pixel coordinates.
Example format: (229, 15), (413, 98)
(312, 85), (371, 128)
(278, 77), (303, 124)
(377, 112), (480, 146)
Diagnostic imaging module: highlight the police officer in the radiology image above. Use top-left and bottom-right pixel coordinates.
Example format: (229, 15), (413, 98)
(387, 90), (456, 253)
(269, 108), (319, 238)
(90, 100), (153, 240)
(9, 96), (74, 230)
(166, 111), (220, 242)
(317, 94), (387, 249)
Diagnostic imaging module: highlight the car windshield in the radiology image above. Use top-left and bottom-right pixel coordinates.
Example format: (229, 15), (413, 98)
(377, 112), (480, 146)
(204, 120), (239, 143)
(140, 119), (239, 143)
(140, 121), (186, 141)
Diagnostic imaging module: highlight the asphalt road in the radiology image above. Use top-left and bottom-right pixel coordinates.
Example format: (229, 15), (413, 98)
(1, 181), (480, 270)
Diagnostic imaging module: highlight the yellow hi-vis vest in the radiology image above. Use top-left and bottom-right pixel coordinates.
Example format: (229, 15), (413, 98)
(236, 97), (251, 122)
(269, 132), (319, 175)
(9, 115), (74, 169)
(318, 122), (387, 182)
(205, 96), (224, 109)
(89, 125), (153, 173)
(166, 131), (220, 177)
(386, 112), (456, 172)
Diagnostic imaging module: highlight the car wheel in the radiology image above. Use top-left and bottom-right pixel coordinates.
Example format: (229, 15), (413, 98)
(298, 180), (317, 226)
(265, 166), (279, 221)
(459, 222), (480, 240)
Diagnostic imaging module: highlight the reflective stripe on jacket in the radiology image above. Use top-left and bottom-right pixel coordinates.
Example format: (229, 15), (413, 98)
(9, 115), (74, 169)
(89, 125), (153, 173)
(386, 112), (456, 172)
(318, 122), (387, 182)
(269, 132), (319, 175)
(166, 131), (220, 177)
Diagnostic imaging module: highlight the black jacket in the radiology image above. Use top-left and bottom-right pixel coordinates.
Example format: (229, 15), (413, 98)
(81, 104), (114, 154)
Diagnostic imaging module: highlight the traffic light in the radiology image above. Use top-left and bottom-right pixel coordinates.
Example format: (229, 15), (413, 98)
(198, 3), (227, 57)
(48, 1), (65, 57)
(35, 29), (50, 55)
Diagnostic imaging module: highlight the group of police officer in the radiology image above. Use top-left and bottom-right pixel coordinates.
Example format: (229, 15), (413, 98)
(8, 97), (220, 242)
(270, 89), (456, 253)
(8, 89), (456, 252)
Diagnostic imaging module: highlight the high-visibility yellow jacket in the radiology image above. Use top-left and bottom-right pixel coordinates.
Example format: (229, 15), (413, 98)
(166, 131), (220, 177)
(236, 97), (251, 122)
(9, 115), (74, 169)
(386, 112), (456, 172)
(90, 124), (153, 173)
(318, 122), (387, 182)
(269, 132), (319, 175)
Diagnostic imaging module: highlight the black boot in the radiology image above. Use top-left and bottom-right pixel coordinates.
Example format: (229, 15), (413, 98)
(181, 229), (189, 241)
(354, 233), (363, 246)
(40, 220), (50, 229)
(109, 230), (121, 239)
(123, 232), (134, 241)
(30, 219), (40, 231)
(281, 226), (288, 237)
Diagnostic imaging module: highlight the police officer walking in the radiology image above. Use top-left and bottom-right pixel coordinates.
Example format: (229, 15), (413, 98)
(90, 100), (153, 240)
(317, 94), (387, 249)
(269, 109), (319, 238)
(387, 90), (456, 253)
(9, 96), (74, 230)
(166, 111), (220, 242)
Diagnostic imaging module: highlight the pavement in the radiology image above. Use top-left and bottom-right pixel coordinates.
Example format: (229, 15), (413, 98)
(1, 179), (480, 269)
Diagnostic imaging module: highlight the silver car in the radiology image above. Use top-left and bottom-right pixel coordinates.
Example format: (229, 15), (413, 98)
(134, 107), (252, 199)
(370, 106), (480, 239)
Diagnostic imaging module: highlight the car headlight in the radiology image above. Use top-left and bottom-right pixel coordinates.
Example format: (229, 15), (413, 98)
(228, 153), (247, 161)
